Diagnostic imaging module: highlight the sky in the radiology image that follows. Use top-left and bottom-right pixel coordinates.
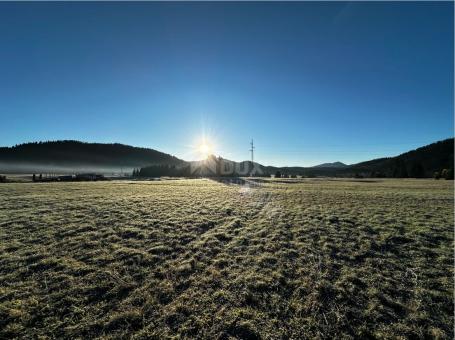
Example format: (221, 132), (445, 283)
(0, 2), (453, 166)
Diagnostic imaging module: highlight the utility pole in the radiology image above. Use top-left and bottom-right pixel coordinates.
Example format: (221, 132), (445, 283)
(249, 139), (255, 164)
(249, 139), (255, 177)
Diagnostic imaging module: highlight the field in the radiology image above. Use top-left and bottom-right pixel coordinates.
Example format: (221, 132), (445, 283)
(0, 178), (453, 339)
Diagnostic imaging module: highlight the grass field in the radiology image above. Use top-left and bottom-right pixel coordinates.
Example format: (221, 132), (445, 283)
(0, 178), (453, 339)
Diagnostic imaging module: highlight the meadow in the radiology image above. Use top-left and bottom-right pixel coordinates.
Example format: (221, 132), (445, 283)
(0, 178), (453, 339)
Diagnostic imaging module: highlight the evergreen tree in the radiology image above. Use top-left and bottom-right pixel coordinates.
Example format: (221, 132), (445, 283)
(409, 162), (425, 178)
(392, 159), (408, 178)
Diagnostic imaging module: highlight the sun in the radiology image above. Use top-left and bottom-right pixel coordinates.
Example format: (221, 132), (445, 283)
(197, 141), (213, 159)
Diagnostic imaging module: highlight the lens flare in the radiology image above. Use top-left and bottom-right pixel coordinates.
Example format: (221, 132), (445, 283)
(196, 139), (213, 159)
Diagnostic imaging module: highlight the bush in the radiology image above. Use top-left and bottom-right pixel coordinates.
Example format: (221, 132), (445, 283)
(433, 171), (441, 180)
(275, 171), (281, 178)
(441, 168), (454, 180)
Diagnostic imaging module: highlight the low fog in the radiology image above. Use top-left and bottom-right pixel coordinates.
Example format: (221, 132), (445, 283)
(0, 162), (134, 175)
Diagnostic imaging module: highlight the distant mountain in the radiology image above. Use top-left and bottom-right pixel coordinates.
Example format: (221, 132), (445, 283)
(0, 140), (184, 173)
(312, 161), (348, 168)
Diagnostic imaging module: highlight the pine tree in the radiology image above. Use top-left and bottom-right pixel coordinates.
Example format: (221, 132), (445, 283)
(409, 162), (425, 178)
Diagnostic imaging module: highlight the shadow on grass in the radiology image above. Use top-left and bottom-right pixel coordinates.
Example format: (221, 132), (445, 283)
(209, 177), (247, 186)
(209, 177), (268, 189)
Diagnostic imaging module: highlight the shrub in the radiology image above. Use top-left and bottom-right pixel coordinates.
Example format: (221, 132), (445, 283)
(441, 168), (454, 180)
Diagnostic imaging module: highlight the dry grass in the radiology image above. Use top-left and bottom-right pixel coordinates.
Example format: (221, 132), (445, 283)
(0, 178), (453, 339)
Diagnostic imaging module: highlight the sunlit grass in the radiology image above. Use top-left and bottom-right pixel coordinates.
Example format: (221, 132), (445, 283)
(0, 178), (453, 338)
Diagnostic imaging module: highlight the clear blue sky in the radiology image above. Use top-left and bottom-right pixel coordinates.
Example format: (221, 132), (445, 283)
(0, 2), (453, 166)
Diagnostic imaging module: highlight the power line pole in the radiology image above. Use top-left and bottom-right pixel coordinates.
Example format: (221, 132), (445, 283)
(249, 139), (255, 164)
(248, 139), (256, 177)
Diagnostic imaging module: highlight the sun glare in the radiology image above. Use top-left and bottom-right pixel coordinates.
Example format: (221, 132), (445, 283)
(197, 141), (213, 159)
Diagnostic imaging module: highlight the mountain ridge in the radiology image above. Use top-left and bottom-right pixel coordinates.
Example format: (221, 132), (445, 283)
(0, 140), (184, 173)
(312, 161), (348, 168)
(1, 138), (453, 178)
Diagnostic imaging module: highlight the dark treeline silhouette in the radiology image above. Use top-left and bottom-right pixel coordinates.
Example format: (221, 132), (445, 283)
(263, 138), (454, 178)
(138, 164), (192, 177)
(0, 140), (184, 168)
(1, 138), (452, 178)
(107, 138), (455, 179)
(342, 138), (454, 178)
(138, 161), (273, 178)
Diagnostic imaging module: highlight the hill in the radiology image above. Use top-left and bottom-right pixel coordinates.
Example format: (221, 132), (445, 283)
(346, 138), (454, 178)
(1, 138), (453, 178)
(260, 138), (454, 178)
(312, 161), (348, 168)
(0, 140), (184, 173)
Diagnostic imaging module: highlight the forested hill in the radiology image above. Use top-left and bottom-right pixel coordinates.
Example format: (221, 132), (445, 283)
(346, 138), (454, 178)
(1, 138), (453, 177)
(0, 141), (184, 172)
(262, 138), (454, 178)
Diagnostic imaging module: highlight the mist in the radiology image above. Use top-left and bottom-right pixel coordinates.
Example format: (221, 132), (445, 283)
(0, 162), (134, 175)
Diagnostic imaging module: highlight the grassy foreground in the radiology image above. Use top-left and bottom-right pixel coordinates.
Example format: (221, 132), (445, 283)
(0, 178), (453, 339)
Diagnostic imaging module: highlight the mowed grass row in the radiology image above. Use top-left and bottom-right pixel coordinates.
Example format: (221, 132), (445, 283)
(0, 179), (453, 339)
